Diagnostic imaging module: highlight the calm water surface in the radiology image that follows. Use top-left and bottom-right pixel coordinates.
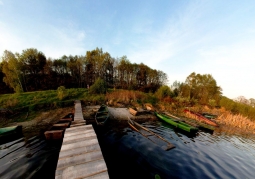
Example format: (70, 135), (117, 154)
(95, 120), (255, 179)
(1, 120), (255, 179)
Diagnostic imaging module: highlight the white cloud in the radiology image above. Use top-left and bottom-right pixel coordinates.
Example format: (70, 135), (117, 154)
(126, 1), (255, 99)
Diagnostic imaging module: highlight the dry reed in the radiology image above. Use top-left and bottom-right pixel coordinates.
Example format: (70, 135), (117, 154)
(105, 90), (145, 106)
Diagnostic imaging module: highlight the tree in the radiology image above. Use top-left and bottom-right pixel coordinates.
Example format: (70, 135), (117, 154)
(1, 50), (24, 92)
(185, 72), (222, 105)
(249, 98), (255, 107)
(19, 48), (46, 91)
(155, 85), (172, 99)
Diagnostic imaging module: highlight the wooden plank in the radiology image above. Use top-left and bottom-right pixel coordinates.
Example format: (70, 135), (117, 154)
(58, 143), (101, 159)
(44, 130), (64, 140)
(65, 125), (92, 132)
(70, 123), (85, 128)
(62, 135), (97, 145)
(51, 123), (70, 130)
(57, 150), (104, 169)
(64, 129), (94, 137)
(63, 132), (96, 143)
(56, 171), (109, 179)
(71, 120), (85, 125)
(83, 171), (109, 179)
(74, 101), (84, 121)
(60, 138), (98, 151)
(56, 159), (108, 179)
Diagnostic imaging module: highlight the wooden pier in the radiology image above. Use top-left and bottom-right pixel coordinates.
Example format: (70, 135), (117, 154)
(55, 100), (109, 179)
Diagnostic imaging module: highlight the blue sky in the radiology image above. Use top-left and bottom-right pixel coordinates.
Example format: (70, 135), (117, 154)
(0, 0), (255, 99)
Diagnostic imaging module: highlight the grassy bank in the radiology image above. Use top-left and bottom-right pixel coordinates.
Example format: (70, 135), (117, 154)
(1, 89), (255, 135)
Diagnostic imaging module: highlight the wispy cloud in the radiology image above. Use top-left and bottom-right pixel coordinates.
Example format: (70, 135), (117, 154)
(128, 1), (206, 68)
(126, 1), (255, 98)
(0, 21), (90, 59)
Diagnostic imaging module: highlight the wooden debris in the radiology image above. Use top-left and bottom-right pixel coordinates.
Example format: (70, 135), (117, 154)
(129, 108), (138, 116)
(51, 123), (70, 130)
(44, 130), (64, 140)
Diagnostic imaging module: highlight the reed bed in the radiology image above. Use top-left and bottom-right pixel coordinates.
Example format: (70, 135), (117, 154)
(217, 112), (255, 133)
(105, 90), (146, 106)
(183, 106), (255, 134)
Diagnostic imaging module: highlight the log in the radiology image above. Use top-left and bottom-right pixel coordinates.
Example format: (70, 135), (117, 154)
(44, 130), (64, 140)
(51, 123), (70, 130)
(129, 108), (138, 116)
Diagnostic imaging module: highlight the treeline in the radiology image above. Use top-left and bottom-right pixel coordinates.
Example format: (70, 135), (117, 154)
(170, 72), (222, 107)
(0, 48), (167, 94)
(1, 47), (254, 120)
(220, 96), (255, 120)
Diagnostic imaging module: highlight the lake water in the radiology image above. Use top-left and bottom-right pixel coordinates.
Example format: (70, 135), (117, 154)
(95, 120), (255, 179)
(1, 120), (255, 179)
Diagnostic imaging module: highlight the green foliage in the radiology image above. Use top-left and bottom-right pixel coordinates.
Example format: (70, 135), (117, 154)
(186, 72), (222, 105)
(0, 88), (87, 111)
(155, 85), (172, 99)
(89, 78), (106, 94)
(1, 50), (24, 92)
(208, 99), (216, 108)
(57, 86), (67, 100)
(220, 96), (255, 121)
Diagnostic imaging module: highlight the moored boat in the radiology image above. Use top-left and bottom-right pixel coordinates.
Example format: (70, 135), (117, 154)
(164, 112), (215, 131)
(0, 126), (23, 144)
(201, 112), (218, 119)
(95, 104), (109, 125)
(184, 109), (218, 127)
(155, 112), (199, 133)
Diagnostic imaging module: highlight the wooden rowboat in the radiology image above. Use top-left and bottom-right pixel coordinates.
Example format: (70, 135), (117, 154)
(95, 104), (109, 125)
(184, 109), (218, 127)
(155, 112), (199, 133)
(128, 118), (175, 151)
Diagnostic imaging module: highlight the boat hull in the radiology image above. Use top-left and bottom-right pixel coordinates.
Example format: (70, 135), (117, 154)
(0, 126), (23, 145)
(95, 104), (109, 125)
(184, 109), (218, 127)
(155, 113), (198, 133)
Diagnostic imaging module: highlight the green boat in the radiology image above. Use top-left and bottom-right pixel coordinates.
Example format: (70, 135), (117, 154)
(95, 104), (109, 125)
(0, 125), (22, 145)
(155, 112), (198, 133)
(201, 113), (218, 119)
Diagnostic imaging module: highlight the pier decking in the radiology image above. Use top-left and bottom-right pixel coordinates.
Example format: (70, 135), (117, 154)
(55, 101), (109, 179)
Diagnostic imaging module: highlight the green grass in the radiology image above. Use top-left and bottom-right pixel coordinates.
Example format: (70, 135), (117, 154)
(0, 88), (90, 111)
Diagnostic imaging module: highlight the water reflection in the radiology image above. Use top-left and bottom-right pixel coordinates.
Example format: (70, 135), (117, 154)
(0, 136), (61, 179)
(95, 120), (255, 179)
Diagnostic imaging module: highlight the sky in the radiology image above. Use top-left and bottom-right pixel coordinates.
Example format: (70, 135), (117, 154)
(0, 0), (255, 99)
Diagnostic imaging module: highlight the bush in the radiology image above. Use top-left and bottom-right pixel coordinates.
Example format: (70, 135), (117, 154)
(155, 85), (172, 99)
(89, 78), (106, 94)
(57, 86), (67, 100)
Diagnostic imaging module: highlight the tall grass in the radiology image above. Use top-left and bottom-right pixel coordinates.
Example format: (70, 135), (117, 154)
(105, 89), (157, 107)
(217, 111), (255, 133)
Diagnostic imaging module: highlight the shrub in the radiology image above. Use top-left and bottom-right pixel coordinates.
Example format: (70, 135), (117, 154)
(155, 85), (172, 99)
(57, 86), (67, 100)
(89, 78), (106, 94)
